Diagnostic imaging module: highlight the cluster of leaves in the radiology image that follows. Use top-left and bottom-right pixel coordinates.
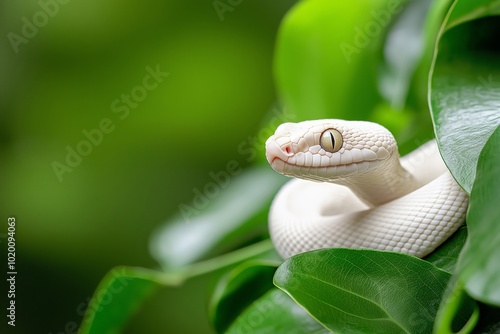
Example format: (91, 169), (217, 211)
(79, 0), (500, 333)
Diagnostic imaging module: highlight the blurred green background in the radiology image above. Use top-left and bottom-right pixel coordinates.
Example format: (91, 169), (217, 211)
(0, 1), (297, 333)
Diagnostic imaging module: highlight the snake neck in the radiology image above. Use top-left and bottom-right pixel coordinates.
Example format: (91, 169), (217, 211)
(333, 155), (422, 207)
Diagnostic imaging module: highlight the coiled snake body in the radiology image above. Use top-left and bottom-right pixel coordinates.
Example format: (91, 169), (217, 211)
(265, 120), (468, 259)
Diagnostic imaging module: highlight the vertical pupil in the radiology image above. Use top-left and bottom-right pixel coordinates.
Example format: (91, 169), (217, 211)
(329, 132), (335, 148)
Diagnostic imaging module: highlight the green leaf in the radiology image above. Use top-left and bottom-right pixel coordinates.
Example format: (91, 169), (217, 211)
(436, 126), (500, 333)
(150, 166), (287, 269)
(209, 261), (280, 333)
(429, 0), (500, 192)
(424, 226), (468, 274)
(226, 288), (331, 334)
(274, 249), (452, 334)
(456, 125), (500, 305)
(275, 0), (404, 120)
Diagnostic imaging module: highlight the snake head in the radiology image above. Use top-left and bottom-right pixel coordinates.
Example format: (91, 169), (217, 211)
(265, 120), (398, 182)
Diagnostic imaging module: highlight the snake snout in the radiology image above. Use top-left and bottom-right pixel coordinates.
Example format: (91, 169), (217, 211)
(265, 137), (292, 166)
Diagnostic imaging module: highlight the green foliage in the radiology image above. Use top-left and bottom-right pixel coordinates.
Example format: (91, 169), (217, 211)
(457, 127), (500, 304)
(429, 0), (500, 193)
(275, 250), (451, 334)
(80, 0), (500, 333)
(226, 288), (330, 334)
(79, 240), (281, 334)
(214, 261), (330, 334)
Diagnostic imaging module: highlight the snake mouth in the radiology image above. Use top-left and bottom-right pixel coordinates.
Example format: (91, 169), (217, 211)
(270, 157), (377, 180)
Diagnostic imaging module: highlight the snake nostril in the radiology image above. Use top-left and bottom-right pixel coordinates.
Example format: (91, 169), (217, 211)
(266, 140), (292, 164)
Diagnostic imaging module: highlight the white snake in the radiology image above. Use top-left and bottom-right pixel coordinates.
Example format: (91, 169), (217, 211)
(265, 120), (468, 259)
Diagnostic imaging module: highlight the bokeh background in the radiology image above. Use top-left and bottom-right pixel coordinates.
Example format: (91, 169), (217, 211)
(0, 1), (297, 332)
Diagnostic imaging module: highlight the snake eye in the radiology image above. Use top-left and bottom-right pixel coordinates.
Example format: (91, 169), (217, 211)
(320, 129), (343, 153)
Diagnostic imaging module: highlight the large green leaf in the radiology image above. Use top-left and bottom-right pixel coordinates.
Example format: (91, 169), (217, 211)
(429, 1), (500, 331)
(456, 125), (500, 305)
(150, 167), (286, 269)
(435, 126), (500, 333)
(274, 249), (451, 334)
(429, 0), (500, 192)
(226, 288), (331, 334)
